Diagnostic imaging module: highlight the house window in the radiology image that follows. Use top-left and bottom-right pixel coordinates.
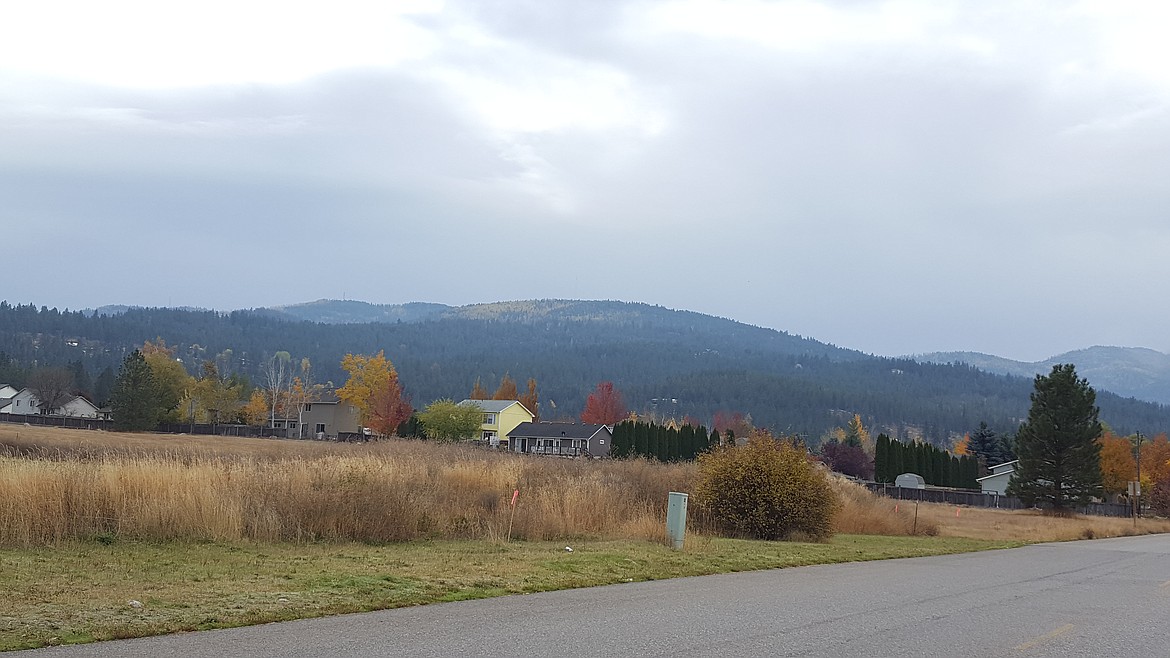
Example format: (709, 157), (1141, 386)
(315, 423), (326, 434)
(303, 403), (312, 412)
(288, 421), (298, 429)
(483, 413), (496, 425)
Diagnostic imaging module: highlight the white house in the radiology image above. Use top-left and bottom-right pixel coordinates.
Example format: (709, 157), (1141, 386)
(0, 384), (17, 400)
(0, 388), (100, 418)
(976, 460), (1019, 495)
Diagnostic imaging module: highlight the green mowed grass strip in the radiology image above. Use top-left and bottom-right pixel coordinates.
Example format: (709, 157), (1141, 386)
(0, 535), (1020, 651)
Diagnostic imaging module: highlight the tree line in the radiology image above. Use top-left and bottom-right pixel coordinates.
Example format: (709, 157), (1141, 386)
(873, 434), (980, 489)
(5, 302), (1170, 447)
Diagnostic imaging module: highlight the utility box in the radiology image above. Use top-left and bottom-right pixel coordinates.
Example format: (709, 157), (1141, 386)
(666, 492), (689, 551)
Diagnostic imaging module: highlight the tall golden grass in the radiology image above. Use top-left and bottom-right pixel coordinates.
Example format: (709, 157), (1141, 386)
(4, 425), (1163, 547)
(0, 426), (702, 546)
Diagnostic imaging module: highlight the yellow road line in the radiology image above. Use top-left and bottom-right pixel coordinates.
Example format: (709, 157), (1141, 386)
(1015, 624), (1074, 652)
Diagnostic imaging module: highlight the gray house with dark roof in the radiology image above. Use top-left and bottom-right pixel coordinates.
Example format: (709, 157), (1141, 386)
(507, 422), (613, 458)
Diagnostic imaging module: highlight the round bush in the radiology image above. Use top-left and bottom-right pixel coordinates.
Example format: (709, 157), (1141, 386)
(695, 436), (839, 541)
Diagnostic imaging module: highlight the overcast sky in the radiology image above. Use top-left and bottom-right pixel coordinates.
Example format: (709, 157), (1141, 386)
(3, 1), (1168, 362)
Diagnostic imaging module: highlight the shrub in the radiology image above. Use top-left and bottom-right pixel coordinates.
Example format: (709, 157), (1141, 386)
(694, 434), (839, 541)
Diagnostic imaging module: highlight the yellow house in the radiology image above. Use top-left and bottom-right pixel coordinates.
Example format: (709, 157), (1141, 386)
(458, 399), (534, 447)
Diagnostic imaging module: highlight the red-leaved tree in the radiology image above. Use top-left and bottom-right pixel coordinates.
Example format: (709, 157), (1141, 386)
(368, 378), (412, 437)
(580, 381), (627, 425)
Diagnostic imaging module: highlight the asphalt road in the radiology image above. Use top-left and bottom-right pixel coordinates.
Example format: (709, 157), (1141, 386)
(22, 534), (1170, 657)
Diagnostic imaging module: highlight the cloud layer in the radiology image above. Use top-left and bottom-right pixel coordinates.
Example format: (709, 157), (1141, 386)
(3, 0), (1169, 361)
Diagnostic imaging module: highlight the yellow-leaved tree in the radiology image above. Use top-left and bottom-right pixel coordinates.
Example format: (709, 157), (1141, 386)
(337, 351), (411, 437)
(141, 338), (193, 423)
(1098, 429), (1136, 496)
(241, 388), (269, 426)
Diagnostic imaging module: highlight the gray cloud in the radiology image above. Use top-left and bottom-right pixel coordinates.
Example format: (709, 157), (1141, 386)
(3, 1), (1169, 361)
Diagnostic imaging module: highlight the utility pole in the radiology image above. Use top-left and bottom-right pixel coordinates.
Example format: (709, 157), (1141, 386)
(1134, 431), (1144, 522)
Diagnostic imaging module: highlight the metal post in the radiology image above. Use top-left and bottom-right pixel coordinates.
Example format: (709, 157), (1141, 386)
(666, 492), (689, 551)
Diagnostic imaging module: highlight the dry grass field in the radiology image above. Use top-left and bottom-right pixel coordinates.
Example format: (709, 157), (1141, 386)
(2, 423), (1166, 650)
(0, 424), (691, 546)
(2, 423), (1167, 546)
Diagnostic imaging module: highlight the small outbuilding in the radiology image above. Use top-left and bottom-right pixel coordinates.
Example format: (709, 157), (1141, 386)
(976, 460), (1018, 495)
(894, 473), (926, 489)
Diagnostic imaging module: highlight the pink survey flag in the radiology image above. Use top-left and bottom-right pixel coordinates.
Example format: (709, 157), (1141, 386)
(511, 489), (519, 506)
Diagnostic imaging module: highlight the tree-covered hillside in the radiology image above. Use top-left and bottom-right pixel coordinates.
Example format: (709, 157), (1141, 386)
(3, 300), (1169, 443)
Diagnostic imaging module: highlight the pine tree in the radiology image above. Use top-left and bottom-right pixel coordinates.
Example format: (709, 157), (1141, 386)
(969, 421), (1009, 468)
(1007, 364), (1103, 514)
(93, 366), (117, 407)
(111, 350), (162, 432)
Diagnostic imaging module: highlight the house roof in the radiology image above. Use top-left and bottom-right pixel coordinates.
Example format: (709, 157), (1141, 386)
(64, 395), (100, 412)
(0, 399), (10, 412)
(458, 399), (533, 416)
(507, 422), (610, 440)
(976, 468), (1016, 483)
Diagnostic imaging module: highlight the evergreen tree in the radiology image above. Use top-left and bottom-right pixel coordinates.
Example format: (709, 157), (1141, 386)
(889, 439), (904, 479)
(67, 359), (92, 399)
(611, 421), (632, 458)
(1007, 364), (1103, 514)
(635, 421), (649, 457)
(874, 434), (890, 482)
(93, 366), (116, 406)
(969, 422), (1009, 468)
(111, 350), (163, 432)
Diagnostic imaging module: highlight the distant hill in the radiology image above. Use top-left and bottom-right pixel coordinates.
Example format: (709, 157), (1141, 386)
(915, 346), (1170, 406)
(4, 299), (1169, 442)
(262, 300), (451, 324)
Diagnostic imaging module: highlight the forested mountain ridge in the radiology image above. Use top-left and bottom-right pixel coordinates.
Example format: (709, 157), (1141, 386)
(3, 299), (1169, 444)
(916, 346), (1170, 406)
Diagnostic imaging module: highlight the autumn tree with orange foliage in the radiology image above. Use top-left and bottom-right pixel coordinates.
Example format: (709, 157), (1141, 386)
(469, 377), (489, 400)
(518, 377), (539, 422)
(492, 373), (518, 400)
(954, 434), (971, 456)
(581, 381), (627, 425)
(1098, 430), (1137, 496)
(1139, 433), (1170, 487)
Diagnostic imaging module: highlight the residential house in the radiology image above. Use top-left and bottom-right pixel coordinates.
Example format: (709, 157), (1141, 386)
(0, 384), (17, 400)
(457, 399), (534, 447)
(507, 422), (613, 458)
(0, 388), (100, 418)
(976, 460), (1018, 495)
(297, 395), (362, 439)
